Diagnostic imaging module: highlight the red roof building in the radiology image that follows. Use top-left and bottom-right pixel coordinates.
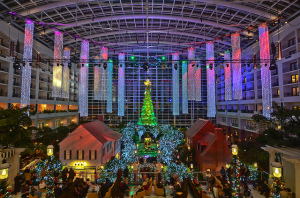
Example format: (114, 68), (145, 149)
(186, 119), (232, 171)
(59, 120), (121, 180)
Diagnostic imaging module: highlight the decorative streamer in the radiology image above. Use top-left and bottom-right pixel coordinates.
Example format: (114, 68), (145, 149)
(100, 47), (108, 100)
(231, 33), (242, 100)
(224, 50), (232, 101)
(21, 20), (34, 109)
(172, 53), (179, 115)
(94, 55), (101, 100)
(62, 47), (70, 98)
(259, 24), (272, 118)
(118, 53), (125, 116)
(52, 31), (63, 97)
(188, 47), (195, 100)
(206, 42), (216, 117)
(79, 40), (89, 117)
(161, 80), (164, 111)
(182, 60), (188, 114)
(106, 60), (113, 113)
(195, 57), (201, 101)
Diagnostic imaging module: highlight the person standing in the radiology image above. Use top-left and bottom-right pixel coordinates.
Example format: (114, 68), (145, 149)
(24, 168), (31, 184)
(123, 166), (129, 179)
(94, 171), (98, 184)
(61, 167), (68, 183)
(68, 167), (75, 181)
(220, 166), (226, 181)
(14, 173), (23, 195)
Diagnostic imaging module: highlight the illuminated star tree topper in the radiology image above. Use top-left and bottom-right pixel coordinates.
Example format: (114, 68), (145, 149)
(137, 79), (158, 126)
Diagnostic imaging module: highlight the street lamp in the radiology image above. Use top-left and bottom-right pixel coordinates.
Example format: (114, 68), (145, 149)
(232, 144), (238, 155)
(0, 159), (9, 180)
(47, 145), (54, 156)
(271, 162), (282, 178)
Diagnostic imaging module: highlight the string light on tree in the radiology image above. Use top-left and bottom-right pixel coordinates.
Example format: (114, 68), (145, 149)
(137, 79), (158, 126)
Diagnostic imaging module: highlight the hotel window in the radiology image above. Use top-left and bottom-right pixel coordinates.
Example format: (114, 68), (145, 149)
(290, 62), (297, 71)
(292, 87), (299, 96)
(77, 150), (84, 160)
(288, 38), (296, 47)
(277, 89), (280, 97)
(291, 74), (298, 83)
(222, 117), (226, 123)
(64, 150), (72, 160)
(89, 150), (97, 160)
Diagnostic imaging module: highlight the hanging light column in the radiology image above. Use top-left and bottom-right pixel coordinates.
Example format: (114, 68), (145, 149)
(20, 20), (34, 110)
(188, 47), (195, 100)
(195, 57), (201, 101)
(79, 40), (89, 117)
(182, 60), (188, 114)
(259, 24), (272, 118)
(106, 59), (113, 113)
(206, 42), (216, 117)
(224, 50), (232, 101)
(172, 53), (179, 115)
(118, 53), (125, 116)
(232, 33), (242, 100)
(94, 47), (108, 100)
(62, 47), (70, 98)
(52, 31), (63, 97)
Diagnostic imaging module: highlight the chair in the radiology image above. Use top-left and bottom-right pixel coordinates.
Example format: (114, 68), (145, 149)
(87, 192), (98, 198)
(133, 190), (145, 198)
(145, 183), (152, 196)
(29, 195), (38, 198)
(154, 181), (164, 196)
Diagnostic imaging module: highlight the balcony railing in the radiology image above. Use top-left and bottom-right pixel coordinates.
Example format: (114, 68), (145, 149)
(284, 92), (299, 97)
(217, 109), (226, 112)
(231, 123), (239, 127)
(245, 125), (257, 131)
(272, 82), (279, 86)
(284, 80), (298, 85)
(0, 67), (9, 72)
(227, 109), (238, 112)
(241, 110), (254, 113)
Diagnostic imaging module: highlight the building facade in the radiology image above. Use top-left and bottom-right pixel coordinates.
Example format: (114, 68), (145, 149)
(215, 15), (300, 140)
(0, 21), (79, 129)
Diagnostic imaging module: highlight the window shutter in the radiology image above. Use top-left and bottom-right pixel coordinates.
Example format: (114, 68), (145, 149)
(70, 150), (72, 160)
(95, 150), (97, 160)
(77, 150), (79, 160)
(89, 150), (91, 160)
(64, 150), (66, 160)
(82, 150), (84, 160)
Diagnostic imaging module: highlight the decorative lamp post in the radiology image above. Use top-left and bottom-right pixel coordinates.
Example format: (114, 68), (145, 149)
(47, 145), (54, 156)
(226, 163), (230, 169)
(271, 162), (282, 178)
(0, 161), (9, 180)
(232, 144), (238, 155)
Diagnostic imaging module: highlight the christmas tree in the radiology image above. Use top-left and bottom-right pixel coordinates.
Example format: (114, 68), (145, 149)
(137, 79), (158, 126)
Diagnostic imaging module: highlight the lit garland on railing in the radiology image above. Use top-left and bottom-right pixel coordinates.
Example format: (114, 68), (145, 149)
(79, 40), (89, 117)
(106, 59), (113, 113)
(62, 47), (70, 98)
(21, 20), (34, 110)
(188, 47), (195, 101)
(259, 24), (272, 119)
(182, 60), (188, 114)
(206, 42), (216, 117)
(232, 33), (242, 100)
(224, 50), (232, 101)
(195, 57), (201, 101)
(172, 53), (179, 115)
(52, 31), (63, 97)
(118, 53), (125, 116)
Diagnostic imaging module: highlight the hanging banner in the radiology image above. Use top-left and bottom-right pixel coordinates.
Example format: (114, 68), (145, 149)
(172, 53), (179, 115)
(21, 20), (34, 110)
(232, 33), (242, 100)
(259, 24), (272, 118)
(79, 40), (89, 117)
(62, 47), (70, 98)
(224, 50), (232, 101)
(118, 53), (125, 116)
(206, 42), (216, 117)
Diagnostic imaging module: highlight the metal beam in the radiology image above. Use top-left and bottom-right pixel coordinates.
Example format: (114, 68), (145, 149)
(17, 0), (276, 19)
(63, 29), (231, 46)
(42, 14), (251, 36)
